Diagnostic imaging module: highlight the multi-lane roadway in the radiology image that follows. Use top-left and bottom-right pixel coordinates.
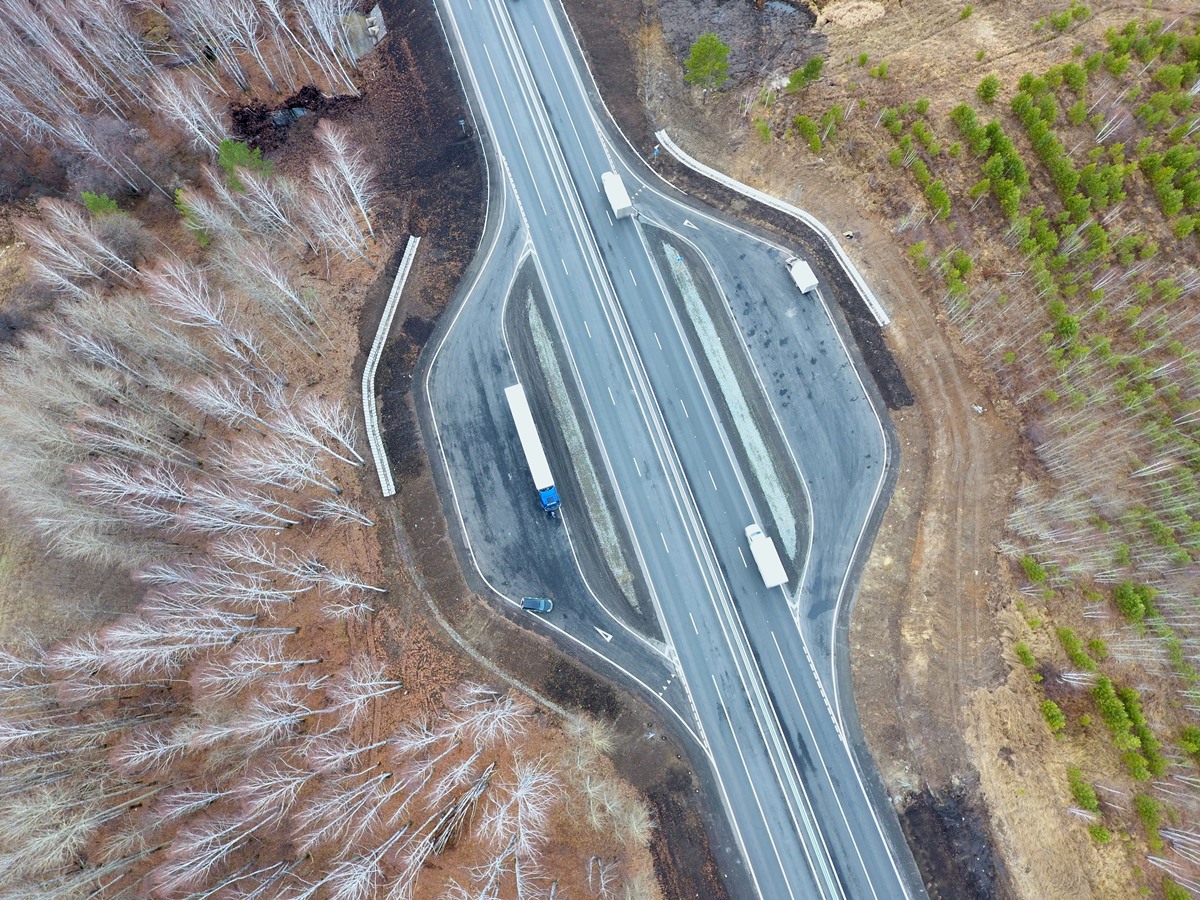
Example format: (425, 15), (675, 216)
(416, 0), (927, 897)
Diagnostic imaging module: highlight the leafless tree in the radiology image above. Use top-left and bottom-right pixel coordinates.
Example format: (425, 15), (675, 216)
(326, 654), (403, 726)
(175, 566), (297, 610)
(293, 769), (394, 855)
(239, 168), (312, 249)
(1, 0), (113, 114)
(292, 0), (360, 95)
(271, 394), (365, 468)
(300, 732), (388, 772)
(70, 407), (198, 470)
(215, 241), (328, 355)
(322, 596), (376, 623)
(152, 813), (273, 895)
(451, 687), (533, 749)
(70, 459), (188, 511)
(58, 297), (212, 387)
(389, 720), (455, 759)
(110, 720), (200, 776)
(216, 0), (281, 92)
(250, 244), (330, 340)
(0, 640), (49, 690)
(159, 0), (250, 92)
(210, 532), (292, 572)
(49, 0), (154, 107)
(16, 199), (136, 295)
(155, 786), (227, 824)
(223, 437), (343, 498)
(177, 478), (306, 535)
(233, 760), (318, 829)
(16, 222), (102, 296)
(146, 260), (229, 330)
(41, 198), (136, 275)
(56, 329), (149, 386)
(315, 120), (377, 237)
(153, 73), (229, 155)
(175, 184), (243, 246)
(311, 496), (374, 526)
(306, 163), (373, 265)
(589, 856), (620, 899)
(0, 79), (56, 144)
(210, 324), (288, 389)
(185, 375), (271, 431)
(310, 564), (386, 599)
(56, 110), (145, 192)
(192, 637), (320, 701)
(484, 758), (559, 862)
(0, 27), (67, 123)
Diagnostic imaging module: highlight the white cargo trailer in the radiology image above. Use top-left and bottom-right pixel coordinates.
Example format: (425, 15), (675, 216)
(504, 384), (561, 515)
(745, 524), (788, 588)
(602, 171), (634, 219)
(786, 257), (819, 294)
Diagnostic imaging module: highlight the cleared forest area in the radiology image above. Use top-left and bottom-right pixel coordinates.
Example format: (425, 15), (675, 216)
(0, 2), (659, 898)
(712, 3), (1200, 897)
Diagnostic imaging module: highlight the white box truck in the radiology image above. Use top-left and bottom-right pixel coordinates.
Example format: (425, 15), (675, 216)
(504, 384), (561, 517)
(745, 524), (787, 588)
(602, 171), (634, 219)
(786, 257), (818, 294)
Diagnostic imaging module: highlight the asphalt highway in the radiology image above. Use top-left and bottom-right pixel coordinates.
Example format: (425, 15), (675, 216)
(419, 0), (929, 897)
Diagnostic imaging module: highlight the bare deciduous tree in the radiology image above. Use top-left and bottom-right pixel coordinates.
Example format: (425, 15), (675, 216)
(452, 687), (533, 749)
(239, 168), (312, 249)
(230, 766), (316, 842)
(153, 74), (229, 155)
(310, 496), (373, 526)
(146, 260), (229, 330)
(192, 637), (319, 701)
(270, 394), (365, 469)
(326, 654), (402, 726)
(315, 120), (377, 237)
(185, 376), (270, 431)
(223, 437), (343, 497)
(70, 459), (187, 510)
(306, 163), (373, 265)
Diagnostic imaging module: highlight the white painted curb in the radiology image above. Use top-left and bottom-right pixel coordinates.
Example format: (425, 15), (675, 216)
(655, 130), (891, 328)
(363, 235), (421, 497)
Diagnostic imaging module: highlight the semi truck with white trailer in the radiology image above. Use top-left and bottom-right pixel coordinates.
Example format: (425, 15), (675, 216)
(504, 383), (561, 517)
(786, 256), (818, 294)
(745, 524), (787, 588)
(602, 171), (634, 219)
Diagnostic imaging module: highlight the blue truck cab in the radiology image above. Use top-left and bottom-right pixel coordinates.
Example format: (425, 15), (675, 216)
(539, 485), (561, 515)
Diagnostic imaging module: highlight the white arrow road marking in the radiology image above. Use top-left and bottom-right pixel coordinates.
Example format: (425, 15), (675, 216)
(594, 627), (613, 643)
(683, 219), (699, 229)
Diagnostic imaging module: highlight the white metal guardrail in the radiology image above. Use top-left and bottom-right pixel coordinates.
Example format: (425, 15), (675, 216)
(654, 129), (891, 327)
(363, 235), (421, 497)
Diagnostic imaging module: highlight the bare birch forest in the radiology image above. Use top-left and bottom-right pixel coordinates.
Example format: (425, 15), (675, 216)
(0, 2), (658, 898)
